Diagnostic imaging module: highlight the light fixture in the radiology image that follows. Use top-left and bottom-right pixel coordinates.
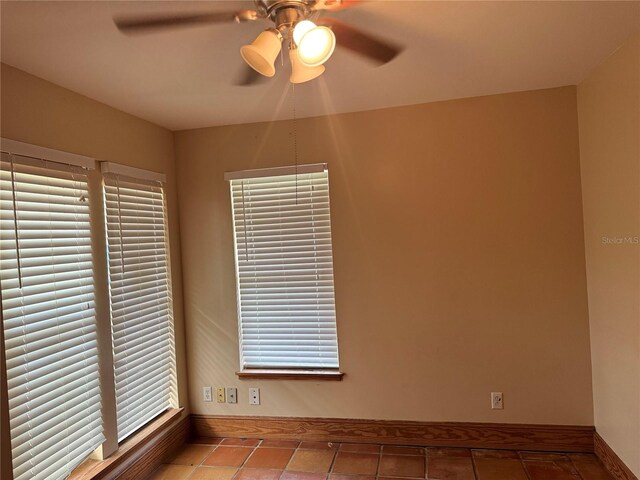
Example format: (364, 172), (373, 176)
(116, 0), (403, 86)
(289, 46), (325, 84)
(240, 28), (283, 77)
(293, 20), (336, 67)
(292, 19), (315, 46)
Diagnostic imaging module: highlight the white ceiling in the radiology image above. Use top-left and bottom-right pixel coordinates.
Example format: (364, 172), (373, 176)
(1, 1), (639, 131)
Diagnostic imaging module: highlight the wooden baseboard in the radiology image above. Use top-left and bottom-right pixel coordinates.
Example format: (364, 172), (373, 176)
(191, 414), (594, 453)
(594, 432), (638, 480)
(87, 409), (189, 480)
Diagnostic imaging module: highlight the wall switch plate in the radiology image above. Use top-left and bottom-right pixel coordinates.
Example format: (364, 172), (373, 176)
(248, 387), (260, 405)
(216, 387), (226, 403)
(203, 386), (212, 402)
(491, 392), (504, 409)
(226, 387), (238, 404)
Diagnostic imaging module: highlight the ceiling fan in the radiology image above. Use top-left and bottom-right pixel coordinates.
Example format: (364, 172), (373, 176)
(114, 0), (402, 85)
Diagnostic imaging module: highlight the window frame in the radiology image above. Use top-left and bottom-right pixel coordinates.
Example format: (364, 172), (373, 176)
(101, 163), (178, 443)
(226, 164), (343, 380)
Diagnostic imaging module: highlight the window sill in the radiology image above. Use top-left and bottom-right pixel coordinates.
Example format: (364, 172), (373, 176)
(236, 369), (344, 381)
(69, 407), (184, 480)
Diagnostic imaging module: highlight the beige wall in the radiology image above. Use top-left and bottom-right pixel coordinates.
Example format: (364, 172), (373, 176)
(577, 33), (640, 476)
(0, 63), (189, 461)
(175, 86), (594, 425)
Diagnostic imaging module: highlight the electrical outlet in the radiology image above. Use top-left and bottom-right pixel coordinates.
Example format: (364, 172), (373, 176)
(203, 386), (212, 402)
(248, 387), (260, 405)
(226, 387), (238, 404)
(491, 392), (504, 409)
(216, 387), (226, 403)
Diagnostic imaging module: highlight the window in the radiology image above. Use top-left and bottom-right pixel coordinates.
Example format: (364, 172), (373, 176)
(226, 164), (340, 372)
(1, 141), (179, 476)
(102, 163), (177, 442)
(0, 152), (103, 480)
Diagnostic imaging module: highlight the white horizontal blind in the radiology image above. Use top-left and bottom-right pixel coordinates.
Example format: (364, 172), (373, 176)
(103, 172), (176, 442)
(229, 167), (339, 369)
(0, 153), (103, 480)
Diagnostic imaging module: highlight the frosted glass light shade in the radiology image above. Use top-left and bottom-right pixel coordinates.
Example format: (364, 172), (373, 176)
(289, 48), (325, 83)
(297, 25), (336, 67)
(240, 29), (282, 77)
(293, 20), (316, 46)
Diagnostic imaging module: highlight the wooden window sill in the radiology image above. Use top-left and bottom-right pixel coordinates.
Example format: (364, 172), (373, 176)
(69, 407), (184, 480)
(236, 369), (344, 381)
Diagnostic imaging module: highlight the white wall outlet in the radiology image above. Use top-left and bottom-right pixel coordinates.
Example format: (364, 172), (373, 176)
(248, 387), (260, 405)
(491, 392), (504, 409)
(203, 386), (212, 402)
(216, 387), (226, 403)
(226, 387), (238, 404)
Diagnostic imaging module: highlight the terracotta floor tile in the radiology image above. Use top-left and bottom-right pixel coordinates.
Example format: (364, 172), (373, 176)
(427, 456), (475, 480)
(472, 449), (520, 460)
(382, 445), (424, 456)
(339, 443), (381, 454)
(520, 453), (579, 475)
(568, 454), (613, 480)
(299, 441), (339, 450)
(379, 454), (425, 478)
(286, 449), (336, 473)
(331, 452), (379, 475)
(260, 439), (301, 449)
(203, 447), (254, 467)
(187, 466), (238, 480)
(522, 460), (581, 480)
(281, 472), (327, 480)
(473, 457), (528, 480)
(235, 468), (283, 480)
(220, 438), (261, 447)
(245, 448), (295, 469)
(427, 447), (472, 458)
(168, 444), (215, 465)
(147, 464), (195, 480)
(330, 475), (375, 480)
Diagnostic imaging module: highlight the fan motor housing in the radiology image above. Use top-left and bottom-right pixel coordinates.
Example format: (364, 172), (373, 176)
(256, 0), (313, 17)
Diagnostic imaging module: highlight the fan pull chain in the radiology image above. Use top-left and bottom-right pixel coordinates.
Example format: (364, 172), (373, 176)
(292, 83), (299, 205)
(279, 44), (283, 67)
(9, 155), (23, 289)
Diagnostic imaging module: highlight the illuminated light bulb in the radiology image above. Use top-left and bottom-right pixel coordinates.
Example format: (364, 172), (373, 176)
(297, 25), (336, 67)
(293, 20), (316, 46)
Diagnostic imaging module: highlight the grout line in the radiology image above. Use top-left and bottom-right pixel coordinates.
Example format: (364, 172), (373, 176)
(470, 450), (479, 480)
(327, 444), (339, 477)
(281, 443), (297, 475)
(518, 452), (534, 480)
(424, 446), (429, 480)
(424, 446), (428, 480)
(567, 454), (588, 480)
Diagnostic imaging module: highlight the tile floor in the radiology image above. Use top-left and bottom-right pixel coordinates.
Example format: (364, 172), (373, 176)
(147, 437), (614, 480)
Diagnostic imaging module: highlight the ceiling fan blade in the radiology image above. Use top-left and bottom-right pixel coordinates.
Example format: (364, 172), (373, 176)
(114, 10), (258, 34)
(317, 17), (403, 64)
(314, 0), (362, 11)
(234, 65), (267, 87)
